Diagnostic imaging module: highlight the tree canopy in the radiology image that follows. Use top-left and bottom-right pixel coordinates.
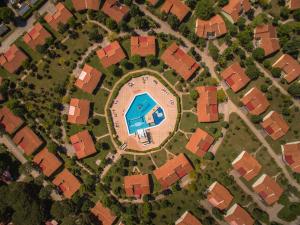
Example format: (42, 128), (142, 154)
(195, 0), (214, 20)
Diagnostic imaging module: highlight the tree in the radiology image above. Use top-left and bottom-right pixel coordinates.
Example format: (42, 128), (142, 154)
(237, 29), (253, 46)
(131, 55), (142, 67)
(57, 23), (69, 34)
(218, 0), (229, 7)
(88, 29), (103, 42)
(195, 0), (214, 20)
(245, 65), (261, 80)
(236, 17), (246, 30)
(293, 9), (300, 21)
(48, 141), (59, 154)
(105, 18), (118, 31)
(270, 67), (282, 78)
(109, 65), (123, 76)
(190, 89), (199, 101)
(251, 115), (263, 123)
(0, 7), (14, 24)
(208, 42), (219, 61)
(280, 7), (289, 20)
(288, 82), (300, 97)
(167, 14), (180, 30)
(121, 59), (133, 70)
(146, 55), (159, 66)
(50, 200), (75, 221)
(252, 48), (265, 61)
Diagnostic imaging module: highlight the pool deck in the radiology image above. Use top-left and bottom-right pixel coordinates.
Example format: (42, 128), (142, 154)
(110, 75), (178, 151)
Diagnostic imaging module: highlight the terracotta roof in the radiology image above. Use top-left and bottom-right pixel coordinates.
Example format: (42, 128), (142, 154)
(222, 0), (251, 23)
(261, 111), (289, 140)
(273, 54), (300, 83)
(195, 15), (227, 39)
(282, 141), (300, 173)
(161, 42), (199, 80)
(224, 204), (254, 225)
(90, 201), (117, 225)
(220, 63), (250, 92)
(44, 3), (73, 31)
(175, 211), (202, 225)
(252, 174), (283, 205)
(72, 0), (100, 11)
(131, 36), (156, 57)
(70, 130), (96, 159)
(153, 153), (193, 189)
(241, 87), (270, 115)
(33, 148), (62, 177)
(160, 0), (190, 22)
(0, 106), (24, 134)
(75, 64), (102, 94)
(68, 98), (90, 125)
(97, 41), (126, 68)
(0, 44), (28, 74)
(13, 126), (43, 155)
(147, 0), (159, 6)
(101, 0), (129, 23)
(207, 181), (233, 210)
(124, 174), (150, 197)
(232, 151), (262, 181)
(23, 23), (51, 50)
(196, 86), (218, 122)
(185, 128), (214, 157)
(288, 0), (300, 10)
(52, 168), (81, 199)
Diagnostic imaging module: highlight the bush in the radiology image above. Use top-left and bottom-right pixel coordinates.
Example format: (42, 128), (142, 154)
(251, 115), (263, 124)
(252, 48), (265, 61)
(246, 65), (261, 80)
(270, 67), (282, 78)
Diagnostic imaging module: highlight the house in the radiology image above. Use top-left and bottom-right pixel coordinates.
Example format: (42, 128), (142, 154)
(161, 42), (199, 80)
(75, 64), (102, 94)
(33, 148), (62, 177)
(232, 151), (262, 181)
(0, 44), (28, 74)
(261, 111), (289, 140)
(175, 211), (202, 225)
(220, 63), (250, 93)
(287, 0), (300, 10)
(252, 174), (283, 205)
(241, 87), (270, 115)
(131, 36), (156, 57)
(13, 126), (43, 155)
(224, 204), (254, 225)
(53, 169), (81, 199)
(254, 24), (280, 57)
(44, 3), (73, 31)
(97, 41), (126, 68)
(147, 0), (159, 6)
(68, 98), (90, 125)
(124, 174), (150, 197)
(23, 23), (51, 50)
(101, 0), (129, 23)
(281, 141), (300, 173)
(272, 54), (300, 83)
(90, 201), (117, 225)
(185, 128), (214, 157)
(160, 0), (190, 22)
(153, 153), (193, 189)
(207, 181), (233, 210)
(0, 106), (24, 134)
(195, 15), (227, 39)
(222, 0), (251, 23)
(0, 23), (9, 37)
(72, 0), (100, 11)
(17, 2), (30, 17)
(196, 86), (218, 122)
(70, 130), (96, 159)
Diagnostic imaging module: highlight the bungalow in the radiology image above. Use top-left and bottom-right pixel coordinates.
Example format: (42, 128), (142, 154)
(272, 54), (300, 83)
(195, 15), (227, 39)
(207, 181), (233, 210)
(222, 0), (251, 23)
(0, 106), (24, 134)
(232, 150), (262, 181)
(220, 63), (250, 93)
(97, 41), (126, 68)
(70, 130), (96, 159)
(196, 86), (218, 122)
(281, 141), (300, 173)
(261, 111), (289, 140)
(153, 153), (193, 189)
(72, 0), (100, 11)
(241, 87), (270, 115)
(68, 98), (90, 125)
(252, 174), (283, 205)
(101, 0), (129, 23)
(90, 201), (117, 225)
(44, 3), (73, 31)
(124, 174), (150, 197)
(23, 23), (51, 50)
(75, 64), (102, 94)
(161, 42), (199, 80)
(175, 211), (202, 225)
(131, 36), (156, 57)
(160, 0), (190, 22)
(185, 128), (214, 157)
(224, 204), (254, 225)
(287, 0), (300, 10)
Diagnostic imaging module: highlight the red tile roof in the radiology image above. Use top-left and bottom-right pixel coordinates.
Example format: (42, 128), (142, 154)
(53, 168), (81, 199)
(175, 211), (202, 225)
(68, 98), (90, 125)
(224, 204), (254, 225)
(124, 174), (150, 197)
(97, 41), (126, 68)
(33, 148), (62, 177)
(161, 42), (199, 80)
(90, 201), (117, 225)
(153, 153), (193, 189)
(241, 87), (270, 115)
(220, 63), (250, 92)
(101, 0), (129, 23)
(195, 15), (227, 39)
(70, 130), (96, 159)
(131, 36), (156, 57)
(222, 0), (251, 23)
(261, 111), (289, 140)
(207, 181), (233, 210)
(75, 64), (102, 94)
(160, 0), (190, 22)
(272, 54), (300, 83)
(13, 126), (43, 156)
(147, 0), (159, 6)
(196, 86), (218, 122)
(185, 128), (214, 157)
(0, 44), (28, 74)
(288, 0), (300, 10)
(44, 3), (73, 31)
(23, 23), (51, 50)
(0, 106), (24, 134)
(282, 141), (300, 173)
(72, 0), (100, 11)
